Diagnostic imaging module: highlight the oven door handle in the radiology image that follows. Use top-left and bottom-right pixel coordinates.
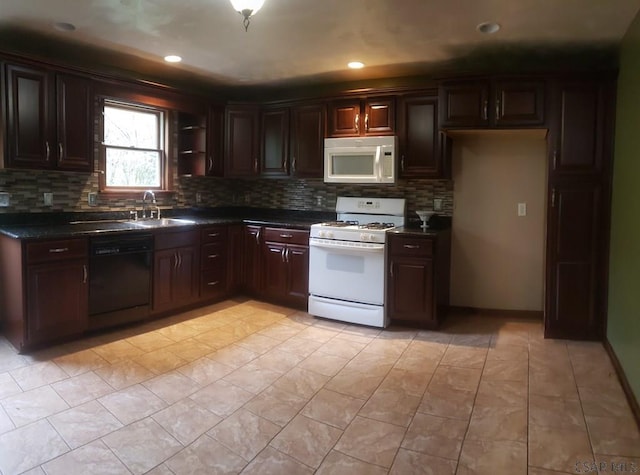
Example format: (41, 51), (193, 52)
(309, 239), (385, 253)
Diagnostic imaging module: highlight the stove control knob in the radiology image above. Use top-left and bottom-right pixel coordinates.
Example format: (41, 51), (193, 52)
(318, 230), (325, 238)
(369, 234), (378, 242)
(326, 231), (334, 239)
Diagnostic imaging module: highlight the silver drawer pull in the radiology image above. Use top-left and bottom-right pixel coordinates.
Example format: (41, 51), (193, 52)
(49, 247), (69, 253)
(279, 233), (293, 238)
(207, 254), (219, 258)
(403, 244), (420, 249)
(207, 281), (220, 286)
(208, 233), (220, 237)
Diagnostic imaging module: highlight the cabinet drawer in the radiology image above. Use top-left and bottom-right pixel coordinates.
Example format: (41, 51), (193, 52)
(201, 242), (226, 270)
(155, 229), (199, 250)
(263, 228), (309, 245)
(201, 226), (227, 244)
(27, 238), (87, 263)
(200, 268), (226, 298)
(389, 236), (433, 257)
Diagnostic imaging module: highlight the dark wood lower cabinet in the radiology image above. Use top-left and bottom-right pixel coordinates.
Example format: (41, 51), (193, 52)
(242, 225), (263, 295)
(387, 232), (450, 328)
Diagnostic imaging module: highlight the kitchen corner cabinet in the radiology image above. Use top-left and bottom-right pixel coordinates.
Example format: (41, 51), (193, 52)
(225, 105), (260, 177)
(439, 78), (545, 129)
(177, 106), (224, 177)
(387, 232), (451, 328)
(153, 229), (199, 313)
(261, 106), (290, 177)
(4, 63), (93, 171)
(289, 103), (325, 178)
(0, 236), (88, 352)
(199, 225), (229, 301)
(328, 96), (395, 137)
(544, 78), (615, 340)
(262, 227), (309, 308)
(397, 93), (451, 178)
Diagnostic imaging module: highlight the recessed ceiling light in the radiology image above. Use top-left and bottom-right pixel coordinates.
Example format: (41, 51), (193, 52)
(53, 22), (76, 32)
(477, 22), (500, 34)
(348, 61), (365, 69)
(164, 55), (182, 63)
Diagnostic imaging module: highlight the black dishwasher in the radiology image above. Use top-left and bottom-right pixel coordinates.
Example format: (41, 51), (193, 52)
(89, 233), (153, 330)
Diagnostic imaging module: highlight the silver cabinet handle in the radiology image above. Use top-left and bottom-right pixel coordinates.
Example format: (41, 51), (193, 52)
(551, 188), (556, 208)
(253, 157), (258, 173)
(58, 142), (63, 159)
(49, 247), (69, 253)
(281, 247), (286, 262)
(82, 264), (87, 284)
(207, 281), (220, 286)
(355, 113), (360, 133)
(207, 254), (219, 259)
(403, 244), (420, 249)
(291, 157), (296, 174)
(285, 248), (290, 263)
(495, 99), (500, 121)
(208, 156), (214, 173)
(45, 141), (50, 161)
(389, 262), (394, 277)
(279, 233), (293, 239)
(401, 155), (405, 173)
(255, 230), (260, 245)
(208, 233), (220, 237)
(483, 100), (488, 121)
(552, 150), (558, 170)
(364, 113), (369, 132)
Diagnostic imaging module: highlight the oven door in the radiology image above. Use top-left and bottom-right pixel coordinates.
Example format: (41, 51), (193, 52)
(308, 238), (385, 305)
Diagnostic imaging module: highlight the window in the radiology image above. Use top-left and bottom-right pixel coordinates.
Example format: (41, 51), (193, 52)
(102, 99), (167, 191)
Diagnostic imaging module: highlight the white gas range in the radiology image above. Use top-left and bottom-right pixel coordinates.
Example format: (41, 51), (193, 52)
(308, 197), (406, 328)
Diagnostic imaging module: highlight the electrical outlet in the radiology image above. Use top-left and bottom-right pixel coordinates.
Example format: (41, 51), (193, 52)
(195, 192), (202, 204)
(43, 192), (53, 206)
(88, 192), (97, 206)
(433, 198), (443, 211)
(316, 196), (323, 206)
(0, 192), (9, 207)
(518, 202), (527, 216)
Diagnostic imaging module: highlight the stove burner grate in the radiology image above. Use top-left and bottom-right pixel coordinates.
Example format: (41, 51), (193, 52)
(358, 222), (396, 230)
(320, 220), (359, 227)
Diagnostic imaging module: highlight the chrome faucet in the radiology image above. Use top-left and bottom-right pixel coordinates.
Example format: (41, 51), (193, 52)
(142, 190), (160, 219)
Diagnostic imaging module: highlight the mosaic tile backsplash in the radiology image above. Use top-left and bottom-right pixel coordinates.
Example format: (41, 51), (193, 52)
(0, 165), (452, 219)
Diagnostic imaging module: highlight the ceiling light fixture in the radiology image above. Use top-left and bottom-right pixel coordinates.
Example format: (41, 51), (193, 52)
(229, 0), (265, 32)
(164, 55), (182, 63)
(476, 22), (501, 34)
(348, 61), (365, 69)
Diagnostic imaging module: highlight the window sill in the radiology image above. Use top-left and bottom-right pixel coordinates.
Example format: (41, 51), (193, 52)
(98, 190), (176, 200)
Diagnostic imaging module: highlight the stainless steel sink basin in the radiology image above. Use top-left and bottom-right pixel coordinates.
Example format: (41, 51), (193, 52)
(131, 218), (197, 228)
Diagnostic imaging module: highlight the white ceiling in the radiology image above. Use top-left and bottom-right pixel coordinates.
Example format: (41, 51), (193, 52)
(1, 0), (639, 87)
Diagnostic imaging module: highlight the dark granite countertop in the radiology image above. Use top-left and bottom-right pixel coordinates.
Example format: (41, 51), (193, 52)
(388, 225), (451, 237)
(0, 207), (335, 240)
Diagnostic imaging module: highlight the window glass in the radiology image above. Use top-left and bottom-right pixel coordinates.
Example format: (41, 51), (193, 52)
(102, 100), (165, 190)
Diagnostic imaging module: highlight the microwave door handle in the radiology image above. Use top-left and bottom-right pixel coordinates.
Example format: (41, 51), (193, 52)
(375, 146), (382, 181)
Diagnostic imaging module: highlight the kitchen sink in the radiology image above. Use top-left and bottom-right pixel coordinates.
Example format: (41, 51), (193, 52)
(131, 218), (197, 228)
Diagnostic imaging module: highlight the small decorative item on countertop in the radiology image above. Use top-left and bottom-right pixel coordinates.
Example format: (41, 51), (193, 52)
(415, 210), (434, 229)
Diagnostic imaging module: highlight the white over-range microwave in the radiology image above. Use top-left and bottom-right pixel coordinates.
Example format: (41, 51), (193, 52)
(324, 136), (397, 184)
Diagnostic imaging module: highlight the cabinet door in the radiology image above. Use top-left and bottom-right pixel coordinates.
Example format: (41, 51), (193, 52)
(56, 74), (93, 171)
(263, 242), (288, 299)
(227, 224), (244, 293)
(550, 81), (606, 175)
(398, 94), (440, 177)
(545, 182), (603, 340)
(328, 99), (360, 137)
(286, 244), (309, 306)
(290, 103), (325, 178)
(388, 256), (434, 324)
(493, 80), (545, 127)
(225, 105), (259, 176)
(364, 97), (395, 135)
(242, 225), (263, 294)
(261, 107), (289, 177)
(207, 106), (225, 176)
(174, 246), (198, 305)
(439, 81), (490, 128)
(5, 63), (54, 168)
(153, 249), (177, 311)
(27, 259), (88, 345)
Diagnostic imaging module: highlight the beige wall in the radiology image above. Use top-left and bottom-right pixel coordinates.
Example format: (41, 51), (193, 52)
(450, 130), (547, 311)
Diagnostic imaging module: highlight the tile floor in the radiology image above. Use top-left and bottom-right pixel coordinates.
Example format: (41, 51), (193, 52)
(0, 299), (638, 475)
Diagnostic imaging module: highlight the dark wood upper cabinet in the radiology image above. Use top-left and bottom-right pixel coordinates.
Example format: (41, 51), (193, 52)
(549, 81), (608, 175)
(290, 102), (325, 178)
(225, 105), (260, 177)
(4, 63), (92, 171)
(439, 78), (545, 128)
(207, 106), (225, 177)
(177, 110), (207, 176)
(397, 93), (450, 178)
(261, 107), (289, 177)
(328, 96), (394, 137)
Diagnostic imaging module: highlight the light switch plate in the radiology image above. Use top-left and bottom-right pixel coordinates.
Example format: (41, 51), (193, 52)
(88, 192), (97, 206)
(433, 198), (443, 211)
(518, 202), (527, 216)
(43, 192), (53, 206)
(0, 192), (10, 207)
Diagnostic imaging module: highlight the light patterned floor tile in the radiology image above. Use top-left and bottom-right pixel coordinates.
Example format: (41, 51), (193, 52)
(2, 385), (69, 427)
(152, 398), (222, 445)
(165, 434), (247, 474)
(41, 440), (129, 475)
(390, 448), (457, 475)
(48, 400), (122, 448)
(241, 446), (314, 475)
(301, 388), (365, 429)
(51, 371), (114, 407)
(9, 361), (68, 391)
(316, 450), (388, 475)
(98, 384), (167, 425)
